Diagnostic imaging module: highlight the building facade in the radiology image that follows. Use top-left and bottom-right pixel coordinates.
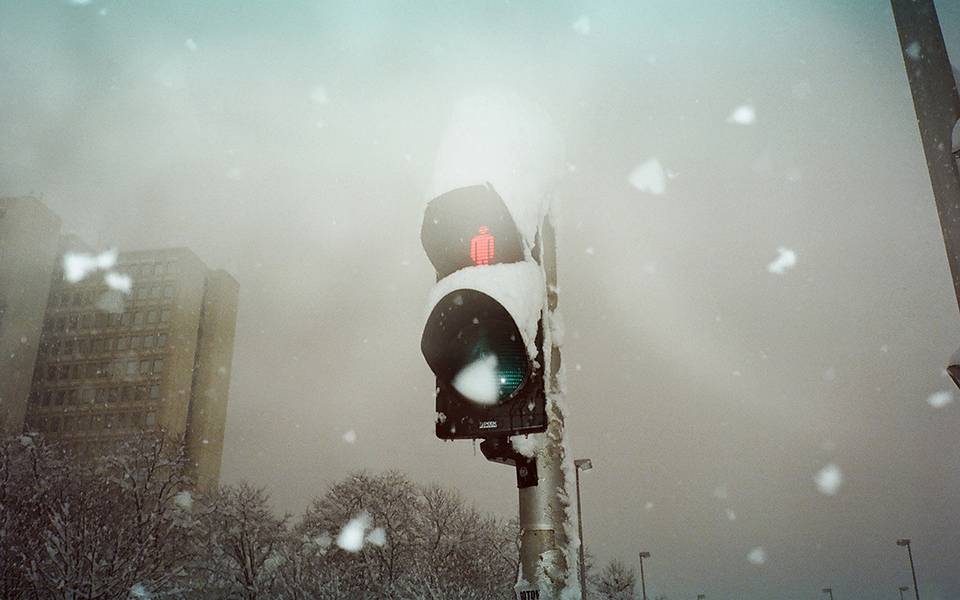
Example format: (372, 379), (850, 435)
(1, 198), (238, 489)
(0, 198), (62, 435)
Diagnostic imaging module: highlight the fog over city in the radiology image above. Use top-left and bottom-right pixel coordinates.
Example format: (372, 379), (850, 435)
(2, 1), (959, 597)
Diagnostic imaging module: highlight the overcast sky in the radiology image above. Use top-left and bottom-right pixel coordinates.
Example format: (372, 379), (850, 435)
(3, 1), (960, 598)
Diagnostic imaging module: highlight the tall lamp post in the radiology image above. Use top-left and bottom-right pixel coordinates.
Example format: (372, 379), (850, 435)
(896, 539), (921, 600)
(638, 551), (650, 600)
(574, 458), (593, 599)
(822, 587), (834, 600)
(899, 586), (910, 600)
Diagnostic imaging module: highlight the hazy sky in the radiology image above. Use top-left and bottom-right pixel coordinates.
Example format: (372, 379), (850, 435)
(3, 1), (960, 598)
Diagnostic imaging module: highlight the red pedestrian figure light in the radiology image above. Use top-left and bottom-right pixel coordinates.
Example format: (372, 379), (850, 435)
(470, 225), (495, 266)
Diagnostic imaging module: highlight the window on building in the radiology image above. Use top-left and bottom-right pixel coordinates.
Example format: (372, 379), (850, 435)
(139, 360), (150, 375)
(96, 388), (107, 403)
(108, 387), (120, 403)
(134, 312), (144, 326)
(163, 286), (174, 299)
(144, 335), (156, 349)
(79, 339), (90, 355)
(56, 317), (65, 332)
(149, 286), (160, 299)
(160, 309), (171, 323)
(147, 310), (158, 324)
(136, 386), (147, 401)
(121, 312), (132, 327)
(72, 292), (82, 307)
(122, 386), (134, 402)
(149, 384), (161, 399)
(118, 336), (128, 351)
(131, 336), (141, 350)
(82, 388), (94, 404)
(145, 412), (156, 427)
(157, 333), (167, 347)
(152, 358), (163, 373)
(126, 361), (137, 377)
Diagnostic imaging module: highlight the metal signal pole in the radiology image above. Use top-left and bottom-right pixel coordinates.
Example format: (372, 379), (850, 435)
(516, 215), (575, 599)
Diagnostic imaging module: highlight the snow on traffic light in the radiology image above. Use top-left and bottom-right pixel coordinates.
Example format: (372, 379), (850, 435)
(420, 184), (548, 439)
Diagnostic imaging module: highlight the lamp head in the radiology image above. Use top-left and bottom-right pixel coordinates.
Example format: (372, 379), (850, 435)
(639, 551), (651, 559)
(575, 458), (593, 471)
(896, 538), (910, 547)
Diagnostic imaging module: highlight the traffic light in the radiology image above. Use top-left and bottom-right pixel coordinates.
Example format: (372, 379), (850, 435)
(421, 184), (548, 439)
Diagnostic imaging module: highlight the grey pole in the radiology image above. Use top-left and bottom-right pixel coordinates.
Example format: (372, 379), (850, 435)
(574, 459), (593, 599)
(822, 587), (834, 600)
(897, 539), (921, 600)
(638, 552), (650, 600)
(899, 586), (909, 600)
(517, 216), (575, 598)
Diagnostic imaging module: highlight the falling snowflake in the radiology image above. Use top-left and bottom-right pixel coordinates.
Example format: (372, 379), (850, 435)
(185, 38), (198, 52)
(727, 104), (756, 125)
(63, 249), (117, 283)
(628, 158), (667, 195)
(814, 464), (844, 496)
(310, 85), (330, 105)
(926, 390), (953, 408)
(336, 514), (370, 552)
(104, 271), (132, 293)
(644, 501), (654, 511)
(366, 527), (387, 547)
(905, 41), (921, 60)
(747, 546), (767, 565)
(129, 583), (151, 599)
(342, 429), (357, 444)
(766, 247), (797, 274)
(572, 16), (591, 35)
(712, 486), (728, 500)
(726, 509), (737, 521)
(452, 355), (500, 405)
(174, 490), (193, 511)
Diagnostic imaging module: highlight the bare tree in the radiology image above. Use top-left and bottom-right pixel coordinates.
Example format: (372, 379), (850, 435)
(188, 482), (289, 600)
(593, 559), (637, 600)
(0, 433), (198, 599)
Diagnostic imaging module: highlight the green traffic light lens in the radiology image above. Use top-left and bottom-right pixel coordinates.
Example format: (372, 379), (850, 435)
(421, 289), (531, 405)
(466, 334), (527, 401)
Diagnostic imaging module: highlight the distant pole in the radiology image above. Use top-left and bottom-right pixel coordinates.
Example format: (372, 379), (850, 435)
(822, 587), (834, 600)
(897, 539), (921, 600)
(574, 458), (593, 599)
(899, 586), (909, 600)
(638, 551), (651, 600)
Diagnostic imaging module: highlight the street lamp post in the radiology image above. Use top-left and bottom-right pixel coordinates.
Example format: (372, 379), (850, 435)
(822, 587), (834, 600)
(574, 458), (593, 599)
(697, 595), (705, 600)
(896, 539), (921, 600)
(638, 552), (650, 600)
(899, 586), (910, 600)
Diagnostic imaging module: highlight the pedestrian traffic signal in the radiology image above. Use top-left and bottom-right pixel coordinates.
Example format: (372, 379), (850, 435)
(421, 184), (548, 439)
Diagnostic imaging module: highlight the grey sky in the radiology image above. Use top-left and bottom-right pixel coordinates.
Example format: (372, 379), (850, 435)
(2, 1), (959, 598)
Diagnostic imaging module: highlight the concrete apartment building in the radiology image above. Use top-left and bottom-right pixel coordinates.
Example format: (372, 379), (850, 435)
(0, 198), (62, 435)
(0, 197), (238, 489)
